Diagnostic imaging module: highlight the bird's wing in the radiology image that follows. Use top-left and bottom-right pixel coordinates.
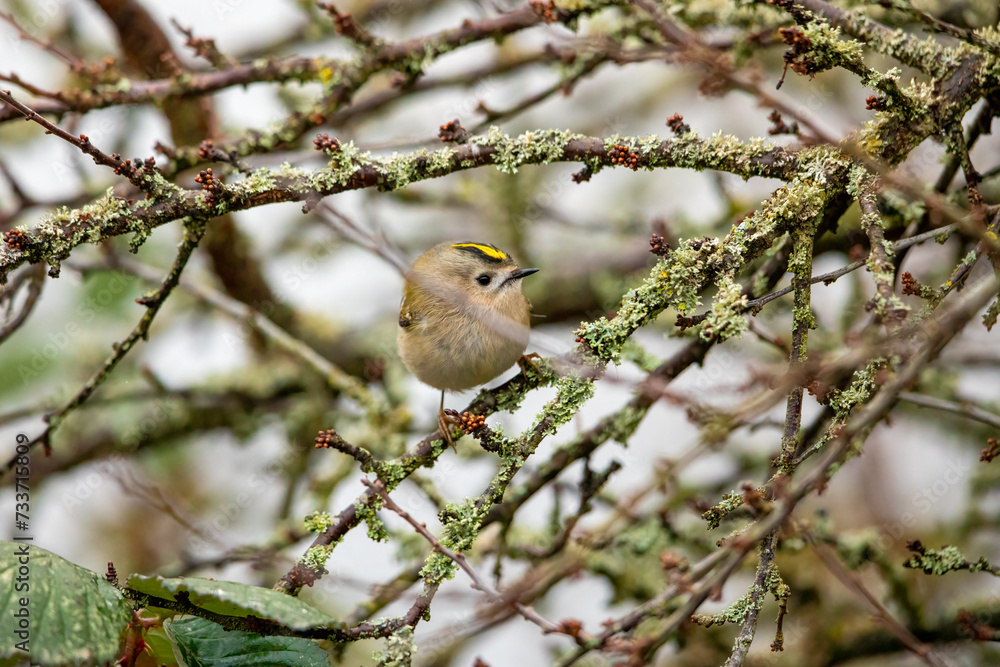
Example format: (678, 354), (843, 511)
(398, 288), (420, 329)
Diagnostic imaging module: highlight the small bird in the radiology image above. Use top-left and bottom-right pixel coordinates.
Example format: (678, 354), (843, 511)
(397, 241), (539, 446)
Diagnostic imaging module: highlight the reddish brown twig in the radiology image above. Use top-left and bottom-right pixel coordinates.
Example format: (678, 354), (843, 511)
(0, 89), (159, 193)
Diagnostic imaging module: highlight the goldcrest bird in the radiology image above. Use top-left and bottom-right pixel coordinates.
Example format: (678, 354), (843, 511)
(397, 241), (539, 446)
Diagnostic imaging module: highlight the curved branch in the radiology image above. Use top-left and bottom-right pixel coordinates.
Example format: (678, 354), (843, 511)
(0, 130), (806, 282)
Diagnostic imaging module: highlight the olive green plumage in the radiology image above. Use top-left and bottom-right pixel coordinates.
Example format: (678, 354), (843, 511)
(397, 242), (538, 392)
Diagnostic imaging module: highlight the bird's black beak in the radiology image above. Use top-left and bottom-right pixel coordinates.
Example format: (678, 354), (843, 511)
(510, 268), (539, 280)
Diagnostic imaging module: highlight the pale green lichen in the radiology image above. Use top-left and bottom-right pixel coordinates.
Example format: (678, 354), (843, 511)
(419, 550), (458, 585)
(428, 147), (455, 173)
(240, 166), (280, 193)
(904, 544), (996, 576)
(578, 159), (836, 362)
(478, 422), (519, 457)
(801, 20), (864, 67)
(426, 375), (600, 578)
(648, 130), (790, 181)
(373, 625), (416, 667)
(308, 128), (585, 194)
(527, 375), (596, 441)
(702, 490), (743, 530)
(299, 544), (334, 572)
(803, 358), (891, 458)
(845, 163), (870, 199)
(25, 187), (159, 276)
(837, 7), (950, 77)
(440, 499), (490, 553)
(372, 459), (412, 489)
(691, 591), (754, 627)
(767, 564), (791, 600)
(784, 12), (921, 116)
(901, 78), (939, 111)
(577, 255), (697, 363)
(356, 498), (389, 542)
(692, 539), (787, 629)
(857, 116), (890, 156)
(830, 359), (889, 417)
(375, 149), (430, 191)
(480, 126), (582, 174)
(304, 511), (335, 533)
(488, 361), (556, 412)
(859, 208), (911, 317)
(322, 140), (367, 187)
(698, 273), (749, 342)
(620, 340), (661, 373)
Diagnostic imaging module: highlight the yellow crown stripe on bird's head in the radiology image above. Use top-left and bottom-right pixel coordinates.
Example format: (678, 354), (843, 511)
(451, 243), (508, 262)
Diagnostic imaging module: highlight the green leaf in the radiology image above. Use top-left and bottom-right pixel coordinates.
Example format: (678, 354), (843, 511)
(0, 541), (132, 666)
(127, 575), (340, 631)
(143, 626), (180, 666)
(164, 617), (328, 667)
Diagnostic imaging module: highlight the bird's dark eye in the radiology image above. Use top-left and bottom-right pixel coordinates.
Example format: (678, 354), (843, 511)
(476, 274), (491, 286)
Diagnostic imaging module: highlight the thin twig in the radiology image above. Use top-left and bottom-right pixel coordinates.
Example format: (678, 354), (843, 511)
(473, 56), (606, 130)
(747, 224), (959, 312)
(107, 256), (382, 413)
(899, 392), (1000, 432)
(631, 0), (836, 144)
(313, 203), (408, 276)
(724, 530), (779, 667)
(859, 177), (907, 326)
(0, 264), (44, 345)
(363, 479), (589, 642)
(810, 535), (949, 667)
(777, 225), (815, 469)
(3, 219), (206, 470)
(0, 10), (78, 65)
(879, 0), (1000, 57)
(0, 89), (158, 191)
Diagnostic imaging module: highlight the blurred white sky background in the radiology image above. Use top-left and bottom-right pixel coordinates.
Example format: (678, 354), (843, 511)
(1, 1), (999, 665)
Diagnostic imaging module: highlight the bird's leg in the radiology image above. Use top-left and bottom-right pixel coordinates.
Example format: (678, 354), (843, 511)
(517, 352), (543, 379)
(438, 391), (459, 450)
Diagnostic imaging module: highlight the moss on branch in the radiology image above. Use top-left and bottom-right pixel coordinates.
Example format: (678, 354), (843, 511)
(0, 130), (807, 283)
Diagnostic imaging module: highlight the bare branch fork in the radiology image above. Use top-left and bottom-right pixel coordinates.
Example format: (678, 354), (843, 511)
(362, 479), (592, 644)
